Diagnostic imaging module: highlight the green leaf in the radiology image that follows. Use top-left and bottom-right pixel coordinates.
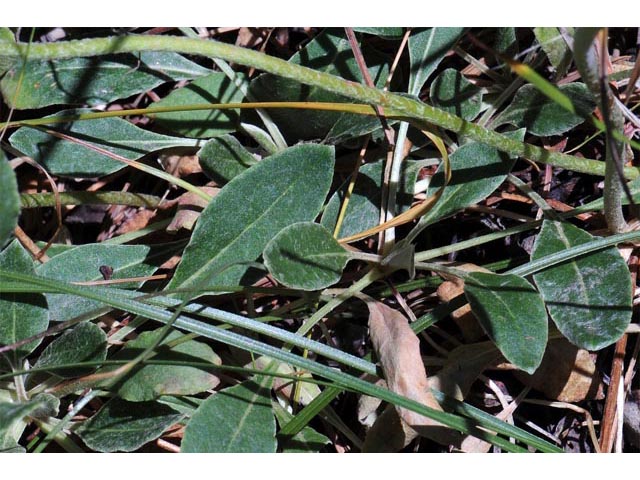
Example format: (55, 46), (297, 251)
(493, 27), (518, 58)
(153, 72), (244, 138)
(531, 220), (632, 350)
(181, 378), (277, 452)
(246, 28), (389, 144)
(76, 398), (183, 452)
(0, 271), (562, 452)
(273, 401), (330, 453)
(0, 153), (20, 248)
(464, 272), (548, 374)
(198, 134), (258, 183)
(28, 393), (60, 419)
(105, 329), (221, 402)
(0, 399), (43, 451)
(533, 27), (573, 76)
(0, 241), (48, 363)
(430, 68), (484, 121)
(9, 110), (197, 177)
(352, 27), (404, 39)
(321, 159), (421, 239)
(419, 142), (515, 226)
(30, 322), (107, 379)
(494, 83), (596, 136)
(264, 222), (349, 291)
(1, 52), (211, 109)
(168, 144), (334, 297)
(36, 243), (159, 322)
(408, 27), (465, 96)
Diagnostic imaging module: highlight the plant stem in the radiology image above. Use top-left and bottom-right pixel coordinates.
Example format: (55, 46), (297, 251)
(5, 34), (639, 179)
(20, 191), (164, 209)
(574, 28), (628, 233)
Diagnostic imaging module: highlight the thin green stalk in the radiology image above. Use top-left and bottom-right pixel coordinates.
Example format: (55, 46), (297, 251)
(177, 27), (287, 151)
(574, 28), (627, 233)
(32, 390), (100, 453)
(20, 191), (164, 209)
(0, 270), (558, 451)
(3, 34), (638, 178)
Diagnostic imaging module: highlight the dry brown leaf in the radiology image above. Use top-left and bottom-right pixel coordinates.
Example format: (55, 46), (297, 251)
(513, 337), (604, 402)
(159, 151), (202, 178)
(430, 340), (501, 401)
(436, 262), (488, 342)
(362, 403), (419, 452)
(114, 209), (156, 235)
(166, 186), (218, 233)
(362, 296), (461, 450)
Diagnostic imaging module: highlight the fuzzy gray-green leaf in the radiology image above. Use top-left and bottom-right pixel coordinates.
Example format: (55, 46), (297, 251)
(153, 72), (244, 138)
(533, 27), (573, 76)
(198, 134), (258, 183)
(408, 27), (465, 96)
(0, 240), (48, 363)
(0, 400), (44, 451)
(105, 329), (220, 402)
(181, 379), (276, 452)
(531, 220), (632, 350)
(247, 28), (389, 144)
(321, 159), (421, 239)
(464, 272), (548, 374)
(419, 142), (515, 226)
(430, 68), (484, 121)
(9, 111), (197, 177)
(76, 398), (183, 452)
(168, 144), (334, 297)
(0, 153), (19, 248)
(264, 222), (349, 291)
(0, 52), (212, 109)
(272, 401), (330, 453)
(352, 27), (404, 39)
(494, 83), (596, 136)
(36, 243), (159, 322)
(31, 322), (107, 379)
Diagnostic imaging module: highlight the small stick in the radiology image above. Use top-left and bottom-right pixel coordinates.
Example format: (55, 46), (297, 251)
(599, 332), (628, 452)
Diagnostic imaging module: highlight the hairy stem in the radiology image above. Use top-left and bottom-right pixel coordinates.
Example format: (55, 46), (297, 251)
(3, 34), (639, 178)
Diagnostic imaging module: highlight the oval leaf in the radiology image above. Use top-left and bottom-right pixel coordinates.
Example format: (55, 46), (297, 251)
(408, 28), (465, 96)
(464, 272), (548, 374)
(105, 329), (221, 401)
(30, 322), (107, 379)
(9, 111), (197, 177)
(352, 27), (405, 39)
(531, 220), (632, 350)
(247, 28), (389, 144)
(494, 83), (596, 136)
(430, 68), (484, 121)
(181, 379), (276, 453)
(168, 144), (335, 297)
(321, 159), (420, 239)
(264, 222), (349, 291)
(76, 398), (183, 453)
(198, 134), (258, 183)
(0, 399), (47, 451)
(1, 52), (212, 109)
(0, 154), (19, 248)
(533, 27), (573, 76)
(420, 142), (515, 226)
(36, 244), (159, 322)
(153, 72), (244, 138)
(0, 240), (48, 363)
